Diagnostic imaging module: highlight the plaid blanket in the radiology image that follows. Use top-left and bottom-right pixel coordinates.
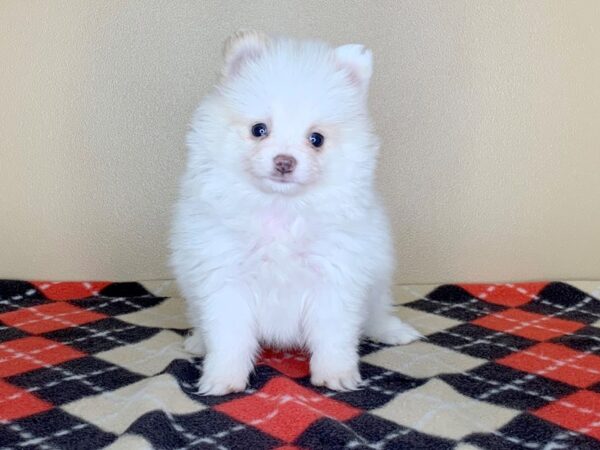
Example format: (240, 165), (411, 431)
(1, 280), (599, 449)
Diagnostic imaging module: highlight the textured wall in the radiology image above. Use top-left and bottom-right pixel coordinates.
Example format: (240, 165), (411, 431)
(1, 1), (599, 283)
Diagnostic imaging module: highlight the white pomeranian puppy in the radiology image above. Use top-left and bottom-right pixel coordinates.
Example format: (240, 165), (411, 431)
(170, 31), (421, 396)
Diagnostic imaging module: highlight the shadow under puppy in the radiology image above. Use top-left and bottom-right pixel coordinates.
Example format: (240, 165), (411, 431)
(170, 31), (421, 395)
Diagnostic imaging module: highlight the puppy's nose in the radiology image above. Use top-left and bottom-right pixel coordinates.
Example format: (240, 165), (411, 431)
(274, 154), (297, 175)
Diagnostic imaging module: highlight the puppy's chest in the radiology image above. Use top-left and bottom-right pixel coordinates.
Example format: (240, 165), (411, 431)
(240, 210), (322, 281)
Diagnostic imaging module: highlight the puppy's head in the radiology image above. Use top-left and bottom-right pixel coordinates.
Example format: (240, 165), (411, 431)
(203, 31), (377, 196)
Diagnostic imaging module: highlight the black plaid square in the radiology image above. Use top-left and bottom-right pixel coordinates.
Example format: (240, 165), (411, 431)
(548, 325), (600, 354)
(0, 281), (43, 300)
(359, 338), (391, 357)
(521, 282), (600, 324)
(0, 326), (29, 344)
(127, 409), (282, 450)
(0, 281), (48, 313)
(0, 408), (115, 450)
(314, 362), (426, 411)
(7, 356), (143, 406)
(73, 295), (165, 317)
(465, 413), (600, 450)
(441, 362), (577, 410)
(427, 323), (537, 360)
(405, 285), (506, 321)
(42, 317), (160, 354)
(97, 282), (155, 298)
(296, 412), (455, 449)
(590, 381), (600, 393)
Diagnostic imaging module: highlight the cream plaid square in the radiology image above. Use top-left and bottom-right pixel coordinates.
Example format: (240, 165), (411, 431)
(363, 341), (486, 378)
(393, 305), (461, 336)
(118, 297), (189, 330)
(63, 374), (204, 434)
(372, 379), (519, 440)
(96, 330), (188, 376)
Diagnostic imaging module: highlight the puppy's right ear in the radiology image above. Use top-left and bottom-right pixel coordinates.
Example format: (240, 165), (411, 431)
(222, 30), (269, 79)
(334, 44), (373, 96)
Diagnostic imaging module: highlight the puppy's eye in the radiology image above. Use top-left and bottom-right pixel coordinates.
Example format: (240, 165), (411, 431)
(251, 123), (269, 138)
(309, 132), (324, 148)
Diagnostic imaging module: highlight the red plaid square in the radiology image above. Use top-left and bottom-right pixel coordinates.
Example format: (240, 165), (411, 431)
(473, 308), (585, 340)
(31, 281), (110, 301)
(0, 336), (84, 377)
(535, 390), (600, 440)
(215, 377), (360, 442)
(257, 349), (310, 378)
(0, 379), (52, 420)
(499, 342), (600, 388)
(461, 283), (547, 307)
(0, 302), (106, 334)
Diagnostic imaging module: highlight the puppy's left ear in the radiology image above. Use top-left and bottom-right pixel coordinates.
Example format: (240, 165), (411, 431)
(335, 44), (373, 95)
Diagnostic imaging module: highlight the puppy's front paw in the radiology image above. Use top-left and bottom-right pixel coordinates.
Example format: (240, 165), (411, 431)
(197, 374), (247, 396)
(368, 316), (422, 345)
(197, 356), (250, 396)
(310, 357), (361, 391)
(183, 331), (206, 356)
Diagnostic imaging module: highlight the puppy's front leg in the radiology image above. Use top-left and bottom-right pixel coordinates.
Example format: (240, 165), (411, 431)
(197, 285), (258, 396)
(306, 288), (363, 391)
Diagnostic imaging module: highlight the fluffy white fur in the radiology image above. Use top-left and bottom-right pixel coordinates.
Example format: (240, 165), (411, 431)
(170, 31), (421, 396)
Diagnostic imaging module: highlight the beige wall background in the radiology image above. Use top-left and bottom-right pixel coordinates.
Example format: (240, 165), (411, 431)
(1, 1), (599, 284)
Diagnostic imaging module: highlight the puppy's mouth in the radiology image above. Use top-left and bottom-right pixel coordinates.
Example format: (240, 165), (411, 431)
(268, 175), (295, 184)
(259, 173), (306, 194)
